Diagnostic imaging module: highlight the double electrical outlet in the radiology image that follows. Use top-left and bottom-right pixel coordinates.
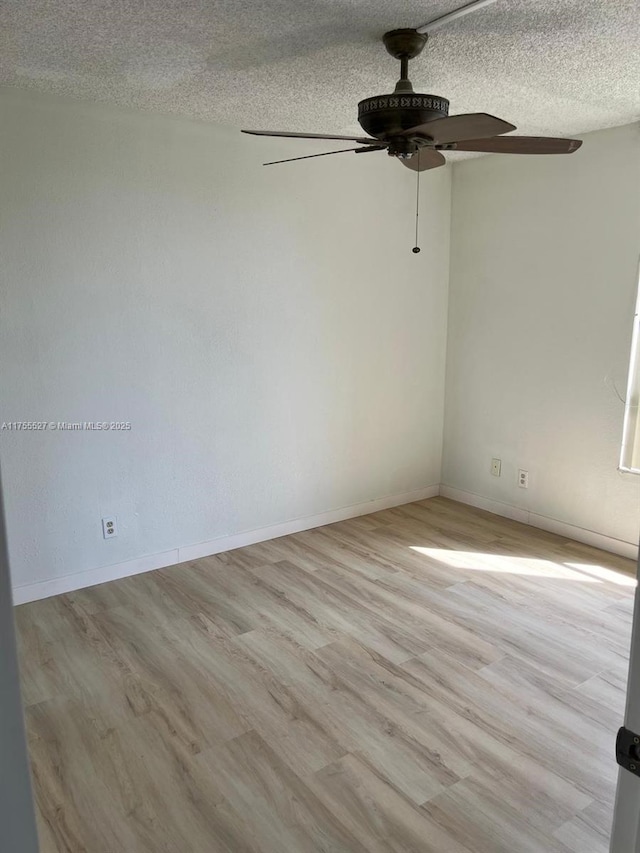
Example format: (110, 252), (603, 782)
(102, 516), (118, 539)
(491, 458), (529, 488)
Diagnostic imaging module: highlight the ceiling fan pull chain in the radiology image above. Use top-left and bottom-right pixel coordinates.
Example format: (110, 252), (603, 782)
(413, 155), (421, 254)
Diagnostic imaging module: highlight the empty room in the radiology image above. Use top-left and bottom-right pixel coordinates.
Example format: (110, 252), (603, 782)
(2, 1), (640, 851)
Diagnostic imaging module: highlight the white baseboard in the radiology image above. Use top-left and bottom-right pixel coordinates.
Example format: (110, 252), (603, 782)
(15, 482), (635, 605)
(439, 484), (639, 561)
(12, 485), (440, 604)
(177, 485), (439, 562)
(12, 549), (181, 605)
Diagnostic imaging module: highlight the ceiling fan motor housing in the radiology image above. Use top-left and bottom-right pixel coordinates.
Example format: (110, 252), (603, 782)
(358, 29), (448, 149)
(357, 93), (449, 142)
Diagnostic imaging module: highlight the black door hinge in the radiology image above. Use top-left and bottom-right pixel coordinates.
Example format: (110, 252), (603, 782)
(617, 727), (640, 777)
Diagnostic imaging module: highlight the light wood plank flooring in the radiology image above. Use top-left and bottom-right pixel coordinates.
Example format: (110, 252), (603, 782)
(16, 497), (637, 853)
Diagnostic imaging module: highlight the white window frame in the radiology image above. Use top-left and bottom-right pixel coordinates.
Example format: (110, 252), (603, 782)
(620, 261), (640, 475)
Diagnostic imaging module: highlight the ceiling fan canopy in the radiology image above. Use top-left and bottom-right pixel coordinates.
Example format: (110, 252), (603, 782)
(242, 27), (582, 171)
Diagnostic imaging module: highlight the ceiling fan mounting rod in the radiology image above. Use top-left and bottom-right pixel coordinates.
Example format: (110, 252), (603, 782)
(382, 29), (428, 93)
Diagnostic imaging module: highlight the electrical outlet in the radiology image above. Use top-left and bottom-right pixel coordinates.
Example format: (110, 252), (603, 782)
(491, 458), (501, 477)
(518, 469), (529, 489)
(102, 516), (118, 539)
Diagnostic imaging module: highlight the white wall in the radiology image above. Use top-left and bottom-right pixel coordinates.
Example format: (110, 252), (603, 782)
(0, 469), (38, 851)
(3, 87), (637, 600)
(443, 122), (640, 550)
(0, 88), (451, 598)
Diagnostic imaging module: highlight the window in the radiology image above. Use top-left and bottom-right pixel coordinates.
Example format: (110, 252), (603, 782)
(620, 262), (640, 474)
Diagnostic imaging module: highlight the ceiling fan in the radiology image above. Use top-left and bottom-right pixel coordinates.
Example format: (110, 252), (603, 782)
(241, 27), (582, 171)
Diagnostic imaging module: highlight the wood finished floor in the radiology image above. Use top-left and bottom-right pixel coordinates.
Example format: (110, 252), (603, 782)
(16, 497), (637, 853)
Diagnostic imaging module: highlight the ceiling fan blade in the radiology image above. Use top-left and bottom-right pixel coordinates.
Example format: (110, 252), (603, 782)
(401, 113), (516, 144)
(242, 129), (379, 145)
(263, 147), (381, 166)
(400, 149), (446, 172)
(354, 144), (388, 154)
(449, 136), (583, 154)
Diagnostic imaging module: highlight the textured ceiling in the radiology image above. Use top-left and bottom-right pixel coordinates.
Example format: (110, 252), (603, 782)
(1, 0), (639, 146)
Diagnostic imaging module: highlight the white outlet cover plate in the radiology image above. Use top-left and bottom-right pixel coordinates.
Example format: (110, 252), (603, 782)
(102, 516), (118, 538)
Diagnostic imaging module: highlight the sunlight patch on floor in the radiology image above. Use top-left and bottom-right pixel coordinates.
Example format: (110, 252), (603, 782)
(409, 546), (636, 586)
